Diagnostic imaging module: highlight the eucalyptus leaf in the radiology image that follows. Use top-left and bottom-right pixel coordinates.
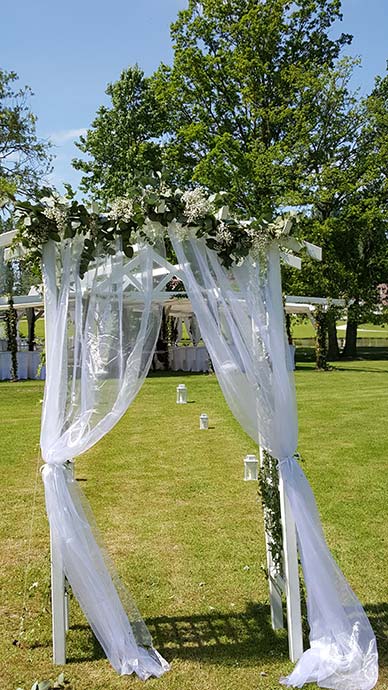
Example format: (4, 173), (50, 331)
(90, 201), (100, 214)
(56, 671), (65, 686)
(122, 240), (134, 259)
(38, 681), (51, 690)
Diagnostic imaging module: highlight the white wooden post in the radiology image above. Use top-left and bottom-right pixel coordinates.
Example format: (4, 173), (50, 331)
(279, 473), (304, 662)
(259, 446), (303, 660)
(50, 529), (66, 664)
(42, 241), (67, 665)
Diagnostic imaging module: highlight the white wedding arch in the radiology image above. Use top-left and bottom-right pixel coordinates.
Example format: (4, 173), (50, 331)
(1, 214), (378, 688)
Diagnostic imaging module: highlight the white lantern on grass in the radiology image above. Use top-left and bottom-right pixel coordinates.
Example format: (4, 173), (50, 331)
(199, 413), (209, 430)
(176, 383), (187, 404)
(244, 454), (258, 481)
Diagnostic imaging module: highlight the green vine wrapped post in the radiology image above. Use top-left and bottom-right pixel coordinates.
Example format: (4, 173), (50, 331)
(258, 450), (283, 575)
(5, 294), (18, 381)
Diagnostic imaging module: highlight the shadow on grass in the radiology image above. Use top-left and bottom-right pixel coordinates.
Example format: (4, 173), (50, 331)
(329, 365), (388, 374)
(66, 623), (105, 663)
(145, 603), (288, 666)
(296, 346), (388, 372)
(365, 603), (388, 668)
(148, 370), (212, 378)
(64, 601), (388, 670)
(65, 603), (288, 666)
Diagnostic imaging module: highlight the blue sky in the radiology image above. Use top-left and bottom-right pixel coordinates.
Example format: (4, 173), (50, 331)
(2, 0), (387, 192)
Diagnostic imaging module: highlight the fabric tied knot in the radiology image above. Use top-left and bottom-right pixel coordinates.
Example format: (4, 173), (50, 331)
(276, 456), (295, 470)
(42, 447), (72, 466)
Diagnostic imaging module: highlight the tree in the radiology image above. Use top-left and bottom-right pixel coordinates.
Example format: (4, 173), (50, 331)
(0, 69), (51, 204)
(154, 0), (352, 217)
(284, 66), (388, 361)
(73, 65), (168, 203)
(340, 71), (388, 356)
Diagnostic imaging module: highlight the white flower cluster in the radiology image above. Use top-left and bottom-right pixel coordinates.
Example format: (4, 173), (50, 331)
(215, 221), (233, 245)
(108, 197), (134, 222)
(42, 204), (69, 234)
(182, 188), (213, 223)
(245, 225), (270, 261)
(246, 217), (293, 261)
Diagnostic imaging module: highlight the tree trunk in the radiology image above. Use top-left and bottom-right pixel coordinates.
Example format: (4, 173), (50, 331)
(342, 303), (359, 358)
(285, 312), (293, 344)
(342, 319), (358, 358)
(26, 307), (36, 351)
(315, 307), (329, 370)
(327, 309), (340, 360)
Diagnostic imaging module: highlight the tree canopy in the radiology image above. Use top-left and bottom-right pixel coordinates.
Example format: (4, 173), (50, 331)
(154, 0), (352, 216)
(67, 1), (388, 357)
(0, 69), (51, 205)
(73, 65), (168, 203)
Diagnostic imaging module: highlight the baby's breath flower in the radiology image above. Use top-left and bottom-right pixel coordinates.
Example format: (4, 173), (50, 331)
(182, 188), (213, 223)
(108, 197), (134, 223)
(245, 225), (270, 261)
(42, 205), (68, 234)
(215, 221), (233, 245)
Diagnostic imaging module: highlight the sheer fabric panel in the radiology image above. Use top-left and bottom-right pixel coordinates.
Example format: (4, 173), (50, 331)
(169, 233), (378, 690)
(40, 239), (169, 679)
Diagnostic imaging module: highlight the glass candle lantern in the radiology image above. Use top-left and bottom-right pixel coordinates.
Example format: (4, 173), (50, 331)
(199, 413), (209, 430)
(176, 383), (187, 404)
(244, 454), (259, 481)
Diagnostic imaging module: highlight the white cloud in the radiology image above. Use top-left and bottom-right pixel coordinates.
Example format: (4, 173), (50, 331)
(48, 128), (87, 146)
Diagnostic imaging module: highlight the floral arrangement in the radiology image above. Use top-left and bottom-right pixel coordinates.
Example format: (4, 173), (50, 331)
(13, 176), (298, 277)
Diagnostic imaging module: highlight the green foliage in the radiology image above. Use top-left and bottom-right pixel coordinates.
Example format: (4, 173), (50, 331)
(4, 293), (18, 381)
(258, 451), (283, 573)
(314, 307), (329, 370)
(17, 672), (68, 690)
(283, 64), (388, 357)
(12, 180), (300, 277)
(155, 0), (352, 216)
(73, 66), (168, 203)
(0, 69), (51, 201)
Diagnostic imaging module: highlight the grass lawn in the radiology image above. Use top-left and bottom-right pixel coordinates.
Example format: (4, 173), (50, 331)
(291, 319), (388, 340)
(1, 362), (387, 690)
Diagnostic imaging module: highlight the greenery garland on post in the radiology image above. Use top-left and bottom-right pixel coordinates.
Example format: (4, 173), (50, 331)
(5, 294), (18, 381)
(258, 450), (283, 575)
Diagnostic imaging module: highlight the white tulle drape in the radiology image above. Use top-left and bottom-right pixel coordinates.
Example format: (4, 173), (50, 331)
(40, 238), (169, 679)
(169, 231), (378, 690)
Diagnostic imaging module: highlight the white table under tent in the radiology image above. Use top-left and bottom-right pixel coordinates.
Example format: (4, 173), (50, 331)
(0, 188), (378, 690)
